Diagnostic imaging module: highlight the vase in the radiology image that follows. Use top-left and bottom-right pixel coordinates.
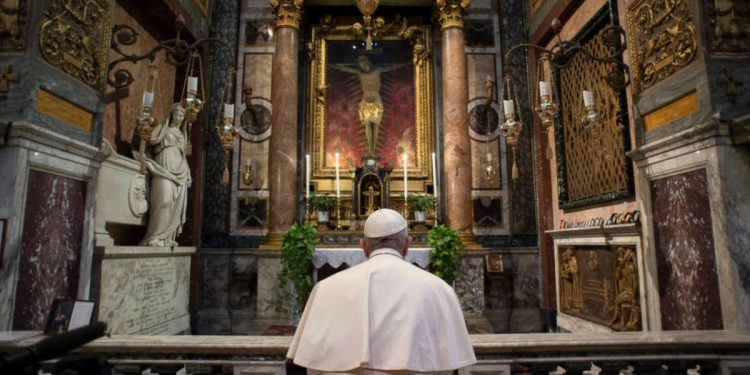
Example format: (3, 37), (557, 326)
(414, 211), (426, 223)
(317, 211), (330, 223)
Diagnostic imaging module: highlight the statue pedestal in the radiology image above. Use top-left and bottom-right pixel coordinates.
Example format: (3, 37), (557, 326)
(91, 246), (195, 335)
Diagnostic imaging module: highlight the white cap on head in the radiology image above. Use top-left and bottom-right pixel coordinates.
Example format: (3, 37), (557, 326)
(364, 208), (408, 238)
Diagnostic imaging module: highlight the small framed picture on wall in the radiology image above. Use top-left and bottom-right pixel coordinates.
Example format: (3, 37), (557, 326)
(44, 299), (96, 334)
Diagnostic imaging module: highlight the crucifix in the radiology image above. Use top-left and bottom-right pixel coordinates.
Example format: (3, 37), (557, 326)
(363, 185), (380, 216)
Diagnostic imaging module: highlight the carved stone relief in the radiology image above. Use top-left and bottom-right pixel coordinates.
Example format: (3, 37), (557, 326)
(707, 0), (750, 52)
(39, 0), (112, 89)
(627, 0), (698, 93)
(0, 0), (26, 50)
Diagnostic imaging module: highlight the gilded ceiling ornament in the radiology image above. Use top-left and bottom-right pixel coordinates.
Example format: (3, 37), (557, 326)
(269, 0), (303, 30)
(436, 0), (470, 30)
(626, 0), (698, 93)
(39, 0), (112, 89)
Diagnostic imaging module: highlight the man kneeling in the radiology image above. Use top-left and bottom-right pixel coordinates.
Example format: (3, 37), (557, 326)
(287, 209), (476, 374)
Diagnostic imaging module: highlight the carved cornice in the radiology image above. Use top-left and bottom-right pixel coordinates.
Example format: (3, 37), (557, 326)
(436, 0), (470, 30)
(269, 0), (303, 30)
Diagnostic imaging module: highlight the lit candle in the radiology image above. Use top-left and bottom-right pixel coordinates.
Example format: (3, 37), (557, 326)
(486, 74), (493, 84)
(142, 91), (154, 108)
(539, 81), (551, 96)
(403, 152), (408, 201)
(503, 100), (515, 116)
(486, 152), (492, 162)
(335, 152), (340, 199)
(305, 154), (311, 199)
(246, 158), (251, 168)
(582, 90), (594, 107)
(431, 152), (437, 198)
(224, 103), (234, 119)
(187, 77), (198, 93)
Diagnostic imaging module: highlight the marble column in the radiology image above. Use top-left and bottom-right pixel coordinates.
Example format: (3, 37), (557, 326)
(267, 1), (301, 240)
(439, 1), (473, 235)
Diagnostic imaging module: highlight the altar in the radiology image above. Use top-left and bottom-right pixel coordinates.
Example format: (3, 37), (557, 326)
(312, 247), (431, 283)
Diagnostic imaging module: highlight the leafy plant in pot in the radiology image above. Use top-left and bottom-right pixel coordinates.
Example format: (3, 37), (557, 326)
(427, 224), (462, 286)
(407, 194), (435, 223)
(309, 193), (335, 223)
(278, 222), (318, 320)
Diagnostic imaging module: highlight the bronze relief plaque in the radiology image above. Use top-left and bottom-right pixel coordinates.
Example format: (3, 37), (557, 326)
(39, 0), (112, 89)
(558, 245), (641, 331)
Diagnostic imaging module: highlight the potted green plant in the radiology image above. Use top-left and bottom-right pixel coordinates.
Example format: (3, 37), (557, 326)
(427, 224), (462, 285)
(278, 222), (318, 318)
(408, 194), (435, 223)
(309, 193), (335, 223)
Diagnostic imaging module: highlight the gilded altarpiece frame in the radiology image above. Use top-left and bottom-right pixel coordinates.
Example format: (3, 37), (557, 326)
(555, 7), (634, 210)
(308, 25), (434, 193)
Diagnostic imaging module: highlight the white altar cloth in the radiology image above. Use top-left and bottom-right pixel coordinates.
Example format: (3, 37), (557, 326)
(313, 247), (431, 269)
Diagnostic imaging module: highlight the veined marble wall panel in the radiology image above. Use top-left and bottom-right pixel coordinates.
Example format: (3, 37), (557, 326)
(242, 54), (273, 100)
(0, 123), (100, 330)
(651, 169), (723, 330)
(12, 170), (87, 330)
(103, 4), (177, 157)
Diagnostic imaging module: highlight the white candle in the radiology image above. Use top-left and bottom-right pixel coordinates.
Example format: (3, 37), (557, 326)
(188, 76), (198, 93)
(403, 152), (408, 200)
(142, 91), (154, 108)
(431, 152), (437, 198)
(335, 152), (340, 199)
(246, 158), (251, 168)
(539, 81), (551, 96)
(224, 103), (234, 119)
(486, 152), (492, 162)
(583, 90), (594, 107)
(503, 100), (515, 115)
(305, 154), (311, 199)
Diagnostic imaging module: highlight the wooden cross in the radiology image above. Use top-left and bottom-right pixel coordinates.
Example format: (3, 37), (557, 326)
(0, 65), (20, 96)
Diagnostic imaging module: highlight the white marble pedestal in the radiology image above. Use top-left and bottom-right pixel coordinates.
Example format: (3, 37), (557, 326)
(91, 246), (195, 335)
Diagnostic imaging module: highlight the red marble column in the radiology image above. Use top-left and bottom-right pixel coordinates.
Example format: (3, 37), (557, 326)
(441, 22), (473, 235)
(267, 4), (300, 240)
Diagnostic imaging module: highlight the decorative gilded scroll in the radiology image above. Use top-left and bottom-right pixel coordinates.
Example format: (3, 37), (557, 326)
(627, 0), (698, 93)
(436, 0), (470, 30)
(308, 18), (434, 188)
(269, 0), (302, 30)
(706, 0), (750, 52)
(555, 8), (633, 209)
(39, 0), (112, 89)
(558, 245), (641, 331)
(0, 0), (25, 50)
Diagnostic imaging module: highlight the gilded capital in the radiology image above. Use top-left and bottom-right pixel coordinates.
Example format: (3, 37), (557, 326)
(269, 0), (303, 30)
(436, 0), (470, 30)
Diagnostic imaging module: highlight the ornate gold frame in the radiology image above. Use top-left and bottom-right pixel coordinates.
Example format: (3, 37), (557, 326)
(308, 24), (434, 184)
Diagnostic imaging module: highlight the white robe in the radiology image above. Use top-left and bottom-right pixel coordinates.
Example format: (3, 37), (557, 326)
(287, 248), (476, 374)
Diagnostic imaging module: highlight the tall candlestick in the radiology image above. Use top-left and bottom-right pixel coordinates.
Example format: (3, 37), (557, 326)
(583, 90), (594, 107)
(187, 77), (198, 93)
(335, 152), (340, 199)
(403, 152), (408, 200)
(431, 152), (437, 198)
(503, 100), (515, 116)
(539, 81), (551, 96)
(305, 154), (311, 199)
(142, 91), (154, 108)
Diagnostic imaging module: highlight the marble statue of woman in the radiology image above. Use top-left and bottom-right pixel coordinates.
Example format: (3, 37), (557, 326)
(138, 103), (192, 247)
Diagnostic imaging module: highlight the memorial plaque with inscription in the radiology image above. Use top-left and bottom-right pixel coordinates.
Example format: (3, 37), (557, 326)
(558, 245), (641, 331)
(94, 247), (194, 335)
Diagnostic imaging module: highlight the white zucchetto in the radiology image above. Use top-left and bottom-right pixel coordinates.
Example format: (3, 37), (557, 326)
(363, 208), (408, 238)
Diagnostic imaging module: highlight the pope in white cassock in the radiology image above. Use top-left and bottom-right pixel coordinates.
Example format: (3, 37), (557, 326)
(287, 209), (477, 374)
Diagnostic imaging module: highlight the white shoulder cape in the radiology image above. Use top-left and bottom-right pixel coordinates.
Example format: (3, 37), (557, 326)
(287, 249), (476, 372)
